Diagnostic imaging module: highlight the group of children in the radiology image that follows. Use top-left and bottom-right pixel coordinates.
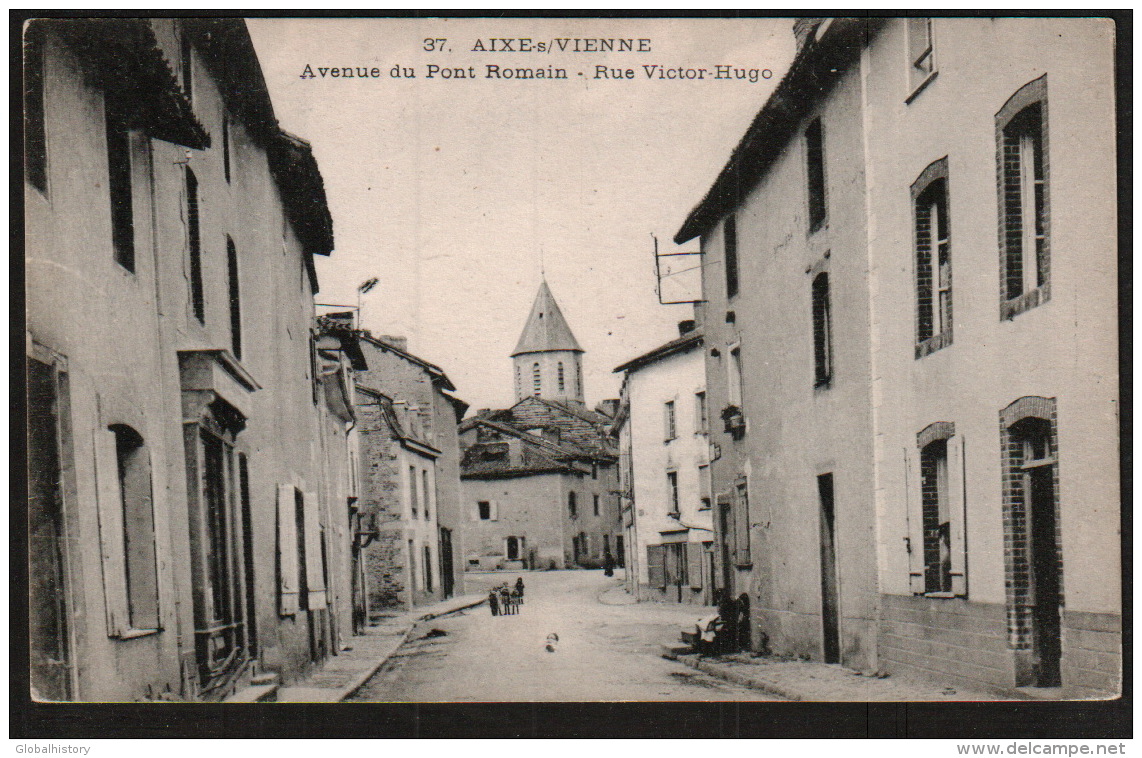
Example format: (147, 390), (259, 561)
(487, 577), (525, 616)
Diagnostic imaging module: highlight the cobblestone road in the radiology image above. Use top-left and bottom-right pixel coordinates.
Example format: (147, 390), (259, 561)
(349, 569), (776, 702)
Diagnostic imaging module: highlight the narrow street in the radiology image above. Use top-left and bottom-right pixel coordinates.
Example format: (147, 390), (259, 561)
(348, 570), (774, 702)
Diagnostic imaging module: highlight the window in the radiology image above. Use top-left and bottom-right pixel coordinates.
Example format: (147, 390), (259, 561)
(593, 494), (600, 517)
(806, 119), (827, 232)
(409, 465), (418, 518)
(106, 99), (135, 272)
(226, 237), (242, 359)
(576, 362), (582, 396)
(913, 158), (952, 356)
(409, 539), (417, 590)
(179, 25), (194, 104)
(422, 469), (431, 520)
(515, 365), (521, 396)
(920, 439), (952, 594)
(698, 464), (712, 510)
(695, 391), (708, 434)
(506, 536), (522, 561)
(532, 362), (541, 396)
(667, 471), (680, 515)
(568, 491), (577, 519)
(185, 168), (204, 322)
(664, 400), (676, 441)
(907, 18), (937, 95)
(591, 462), (598, 480)
(111, 425), (159, 630)
(812, 272), (832, 387)
(222, 118), (231, 183)
(477, 501), (492, 520)
(724, 215), (739, 299)
(24, 22), (47, 194)
(998, 76), (1050, 319)
(558, 362), (565, 392)
(423, 544), (433, 592)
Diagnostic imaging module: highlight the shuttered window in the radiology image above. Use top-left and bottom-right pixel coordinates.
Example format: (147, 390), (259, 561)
(646, 544), (666, 589)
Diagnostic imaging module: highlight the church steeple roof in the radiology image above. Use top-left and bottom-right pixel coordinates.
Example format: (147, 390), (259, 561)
(511, 281), (583, 357)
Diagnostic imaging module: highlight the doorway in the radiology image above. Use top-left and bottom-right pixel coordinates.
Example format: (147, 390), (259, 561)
(439, 527), (454, 597)
(1020, 419), (1061, 687)
(817, 473), (840, 664)
(28, 358), (73, 701)
(718, 499), (733, 596)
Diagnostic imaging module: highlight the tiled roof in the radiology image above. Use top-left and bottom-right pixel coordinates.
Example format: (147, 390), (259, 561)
(613, 330), (703, 375)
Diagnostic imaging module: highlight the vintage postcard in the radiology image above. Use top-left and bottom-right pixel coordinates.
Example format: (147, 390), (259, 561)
(19, 13), (1126, 738)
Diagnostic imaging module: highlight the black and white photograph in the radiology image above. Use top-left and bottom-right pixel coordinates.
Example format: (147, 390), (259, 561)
(17, 12), (1128, 739)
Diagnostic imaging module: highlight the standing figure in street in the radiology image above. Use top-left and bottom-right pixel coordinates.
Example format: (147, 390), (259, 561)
(515, 576), (525, 604)
(488, 589), (500, 616)
(499, 585), (513, 615)
(603, 551), (615, 577)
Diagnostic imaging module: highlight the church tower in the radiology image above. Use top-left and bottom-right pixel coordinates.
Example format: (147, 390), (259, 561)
(511, 281), (585, 404)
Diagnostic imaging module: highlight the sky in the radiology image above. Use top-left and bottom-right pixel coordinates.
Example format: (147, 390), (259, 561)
(247, 18), (796, 412)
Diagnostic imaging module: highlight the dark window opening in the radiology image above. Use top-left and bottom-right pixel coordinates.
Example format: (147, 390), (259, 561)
(915, 172), (952, 350)
(506, 536), (521, 561)
(593, 493), (600, 517)
(478, 501), (491, 520)
(532, 362), (541, 396)
(226, 237), (242, 360)
(180, 28), (193, 104)
(568, 491), (577, 519)
(806, 119), (827, 231)
(723, 215), (739, 299)
(558, 362), (565, 392)
(186, 168), (204, 322)
(409, 465), (418, 518)
(106, 101), (135, 272)
(423, 544), (433, 592)
(24, 23), (47, 194)
(920, 439), (952, 594)
(667, 472), (679, 515)
(812, 272), (833, 387)
(222, 118), (231, 183)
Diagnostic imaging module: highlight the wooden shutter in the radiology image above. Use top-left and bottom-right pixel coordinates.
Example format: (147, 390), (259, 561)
(277, 484), (299, 615)
(303, 490), (326, 609)
(947, 436), (968, 596)
(93, 427), (129, 636)
(686, 543), (704, 589)
(646, 544), (666, 589)
(734, 482), (751, 566)
(905, 448), (926, 594)
(490, 500), (499, 521)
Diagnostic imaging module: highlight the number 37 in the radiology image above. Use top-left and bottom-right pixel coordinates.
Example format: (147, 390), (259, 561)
(423, 38), (447, 52)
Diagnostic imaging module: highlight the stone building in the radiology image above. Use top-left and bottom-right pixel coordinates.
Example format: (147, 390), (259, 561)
(460, 282), (621, 570)
(24, 19), (359, 701)
(675, 17), (1119, 696)
(613, 322), (715, 604)
(352, 334), (467, 615)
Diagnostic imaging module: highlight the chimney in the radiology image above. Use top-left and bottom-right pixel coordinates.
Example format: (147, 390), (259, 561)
(678, 319), (696, 336)
(377, 335), (408, 352)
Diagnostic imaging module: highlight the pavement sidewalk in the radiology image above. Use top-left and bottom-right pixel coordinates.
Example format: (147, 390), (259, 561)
(274, 592), (486, 703)
(666, 651), (1006, 702)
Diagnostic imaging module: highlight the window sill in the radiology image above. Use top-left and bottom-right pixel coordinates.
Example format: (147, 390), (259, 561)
(113, 627), (163, 641)
(905, 70), (939, 105)
(813, 377), (832, 391)
(922, 591), (956, 599)
(734, 562), (753, 570)
(915, 330), (953, 359)
(1002, 284), (1050, 320)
